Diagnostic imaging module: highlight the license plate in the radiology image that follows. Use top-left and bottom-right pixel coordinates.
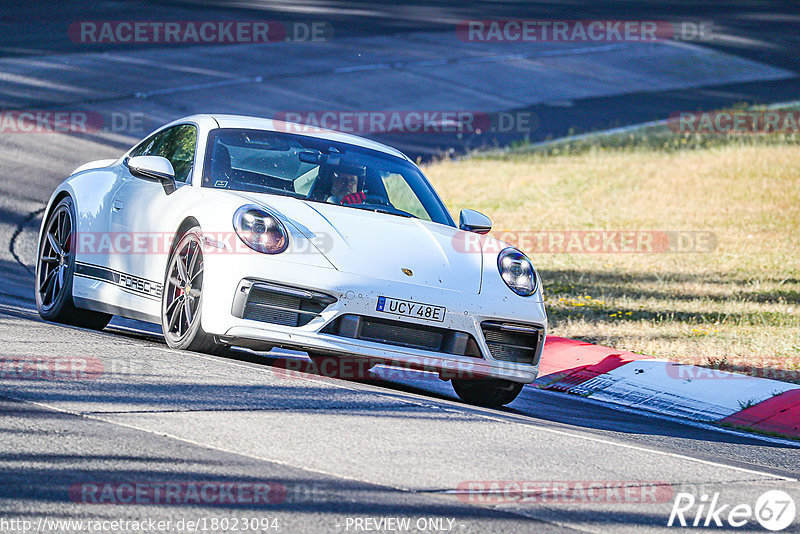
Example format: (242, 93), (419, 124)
(376, 296), (445, 322)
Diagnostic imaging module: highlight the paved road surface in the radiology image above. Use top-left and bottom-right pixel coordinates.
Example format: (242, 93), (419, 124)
(1, 2), (799, 532)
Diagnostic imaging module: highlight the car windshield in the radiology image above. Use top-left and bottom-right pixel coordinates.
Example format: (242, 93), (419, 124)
(201, 128), (454, 226)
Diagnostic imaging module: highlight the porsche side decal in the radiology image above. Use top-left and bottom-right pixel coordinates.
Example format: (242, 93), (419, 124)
(75, 262), (163, 300)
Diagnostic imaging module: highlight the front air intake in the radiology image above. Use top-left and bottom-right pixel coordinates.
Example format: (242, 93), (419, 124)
(233, 280), (336, 327)
(480, 321), (544, 365)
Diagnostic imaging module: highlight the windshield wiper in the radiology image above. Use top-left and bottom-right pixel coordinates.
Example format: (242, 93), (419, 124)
(303, 198), (417, 219)
(350, 204), (415, 219)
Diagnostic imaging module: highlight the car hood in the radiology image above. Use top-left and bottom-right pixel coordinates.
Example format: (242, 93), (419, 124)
(228, 192), (483, 293)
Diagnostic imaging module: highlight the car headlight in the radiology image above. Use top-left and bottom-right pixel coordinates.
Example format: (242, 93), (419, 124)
(233, 205), (289, 254)
(498, 248), (537, 296)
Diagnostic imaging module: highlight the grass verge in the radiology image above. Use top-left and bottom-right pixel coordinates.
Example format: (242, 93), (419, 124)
(424, 112), (800, 382)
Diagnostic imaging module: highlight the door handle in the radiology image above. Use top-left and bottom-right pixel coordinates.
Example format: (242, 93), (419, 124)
(113, 200), (124, 211)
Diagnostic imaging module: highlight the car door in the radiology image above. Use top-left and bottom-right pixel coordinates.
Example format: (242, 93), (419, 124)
(108, 124), (198, 316)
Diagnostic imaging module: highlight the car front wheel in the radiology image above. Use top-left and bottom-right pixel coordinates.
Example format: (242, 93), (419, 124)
(162, 227), (227, 355)
(451, 378), (524, 407)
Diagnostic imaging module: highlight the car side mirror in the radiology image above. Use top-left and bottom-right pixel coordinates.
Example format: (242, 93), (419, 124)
(127, 155), (177, 194)
(459, 209), (492, 234)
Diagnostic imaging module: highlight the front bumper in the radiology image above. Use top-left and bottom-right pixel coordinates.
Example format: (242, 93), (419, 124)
(201, 260), (547, 384)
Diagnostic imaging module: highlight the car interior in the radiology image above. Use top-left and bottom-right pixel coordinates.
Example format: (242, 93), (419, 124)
(205, 137), (403, 211)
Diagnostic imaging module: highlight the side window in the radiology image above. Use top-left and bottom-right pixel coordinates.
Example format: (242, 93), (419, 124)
(129, 124), (198, 183)
(129, 132), (161, 158)
(154, 125), (197, 183)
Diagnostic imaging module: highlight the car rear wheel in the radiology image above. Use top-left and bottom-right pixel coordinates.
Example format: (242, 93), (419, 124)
(162, 227), (227, 355)
(35, 196), (112, 330)
(451, 378), (524, 407)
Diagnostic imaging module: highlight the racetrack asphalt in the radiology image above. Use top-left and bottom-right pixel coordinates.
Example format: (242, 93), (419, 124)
(1, 1), (799, 532)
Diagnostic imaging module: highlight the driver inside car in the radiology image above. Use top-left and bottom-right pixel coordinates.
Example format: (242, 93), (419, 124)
(327, 170), (366, 205)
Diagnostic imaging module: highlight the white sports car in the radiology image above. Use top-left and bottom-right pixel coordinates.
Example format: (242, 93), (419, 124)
(36, 114), (547, 406)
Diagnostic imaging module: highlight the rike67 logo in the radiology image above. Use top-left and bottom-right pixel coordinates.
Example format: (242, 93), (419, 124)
(668, 490), (795, 531)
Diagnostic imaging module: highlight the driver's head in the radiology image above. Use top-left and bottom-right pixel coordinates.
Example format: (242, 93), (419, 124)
(331, 171), (358, 198)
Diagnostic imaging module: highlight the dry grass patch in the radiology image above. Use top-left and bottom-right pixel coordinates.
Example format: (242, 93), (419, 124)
(424, 143), (800, 381)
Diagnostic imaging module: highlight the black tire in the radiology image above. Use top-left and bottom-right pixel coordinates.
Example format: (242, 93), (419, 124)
(161, 226), (227, 355)
(35, 196), (112, 330)
(452, 378), (524, 407)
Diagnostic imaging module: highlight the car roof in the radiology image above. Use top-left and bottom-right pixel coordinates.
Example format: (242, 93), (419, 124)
(171, 114), (412, 162)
